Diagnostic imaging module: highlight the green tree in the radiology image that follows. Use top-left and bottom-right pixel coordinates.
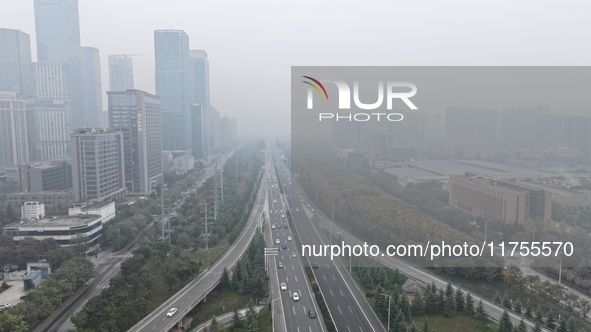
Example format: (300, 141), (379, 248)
(443, 291), (456, 318)
(245, 301), (258, 332)
(493, 292), (502, 304)
(0, 312), (28, 332)
(556, 317), (568, 332)
(46, 247), (75, 269)
(513, 298), (522, 314)
(501, 293), (512, 309)
(454, 288), (465, 313)
(532, 321), (542, 332)
(515, 319), (527, 332)
(231, 306), (242, 329)
(423, 320), (430, 332)
(465, 292), (475, 316)
(410, 293), (424, 316)
(546, 309), (556, 330)
(475, 300), (488, 323)
(498, 310), (513, 332)
(400, 292), (411, 322)
(209, 315), (224, 332)
(220, 266), (230, 289)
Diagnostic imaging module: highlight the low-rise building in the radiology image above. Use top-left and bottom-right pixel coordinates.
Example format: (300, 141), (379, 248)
(3, 214), (103, 247)
(7, 190), (74, 206)
(68, 200), (115, 223)
(21, 201), (45, 221)
(449, 173), (552, 223)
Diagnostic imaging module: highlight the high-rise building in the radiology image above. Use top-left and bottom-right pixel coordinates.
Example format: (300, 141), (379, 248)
(190, 104), (205, 159)
(26, 99), (72, 161)
(70, 128), (126, 202)
(0, 92), (29, 166)
(218, 116), (237, 152)
(0, 28), (33, 98)
(189, 50), (210, 107)
(18, 160), (72, 192)
(33, 0), (81, 63)
(445, 107), (498, 144)
(70, 47), (103, 128)
(154, 30), (192, 152)
(204, 105), (220, 157)
(108, 90), (163, 194)
(108, 55), (134, 92)
(32, 61), (71, 99)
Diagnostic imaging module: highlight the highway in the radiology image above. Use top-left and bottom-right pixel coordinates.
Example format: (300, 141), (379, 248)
(128, 152), (267, 332)
(264, 149), (325, 332)
(46, 155), (230, 332)
(282, 153), (552, 331)
(270, 145), (386, 332)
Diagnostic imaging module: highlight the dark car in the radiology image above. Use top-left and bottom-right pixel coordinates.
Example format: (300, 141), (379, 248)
(283, 224), (288, 229)
(312, 262), (319, 268)
(309, 309), (316, 318)
(282, 243), (288, 249)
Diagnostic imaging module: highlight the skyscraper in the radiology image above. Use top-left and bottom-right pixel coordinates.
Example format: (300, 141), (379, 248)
(28, 61), (73, 162)
(0, 92), (30, 166)
(0, 28), (33, 98)
(154, 30), (192, 152)
(189, 50), (210, 107)
(218, 116), (237, 152)
(33, 0), (81, 62)
(108, 90), (163, 194)
(70, 47), (103, 128)
(108, 55), (134, 91)
(71, 128), (126, 202)
(26, 99), (72, 161)
(32, 61), (71, 99)
(34, 0), (102, 129)
(190, 104), (205, 159)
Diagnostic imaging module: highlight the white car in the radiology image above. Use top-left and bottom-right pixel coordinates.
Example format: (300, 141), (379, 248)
(293, 292), (300, 301)
(287, 236), (292, 241)
(276, 239), (280, 244)
(272, 224), (276, 229)
(281, 282), (287, 291)
(166, 308), (177, 317)
(281, 214), (285, 218)
(291, 252), (297, 257)
(274, 200), (277, 203)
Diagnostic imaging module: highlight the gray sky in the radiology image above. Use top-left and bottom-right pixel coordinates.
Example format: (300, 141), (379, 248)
(4, 0), (591, 136)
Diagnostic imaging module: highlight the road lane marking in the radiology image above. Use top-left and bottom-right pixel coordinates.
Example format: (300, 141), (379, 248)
(323, 275), (326, 281)
(349, 306), (353, 313)
(338, 306), (342, 314)
(293, 307), (296, 315)
(340, 289), (344, 296)
(330, 289), (334, 296)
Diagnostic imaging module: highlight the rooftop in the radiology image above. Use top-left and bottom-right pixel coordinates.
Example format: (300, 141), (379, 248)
(4, 214), (101, 229)
(410, 159), (554, 180)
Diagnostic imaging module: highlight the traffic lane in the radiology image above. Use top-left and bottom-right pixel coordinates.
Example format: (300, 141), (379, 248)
(269, 176), (323, 331)
(291, 209), (383, 332)
(294, 183), (549, 332)
(274, 229), (322, 331)
(282, 173), (383, 331)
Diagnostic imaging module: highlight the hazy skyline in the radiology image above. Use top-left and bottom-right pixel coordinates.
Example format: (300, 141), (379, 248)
(4, 0), (591, 136)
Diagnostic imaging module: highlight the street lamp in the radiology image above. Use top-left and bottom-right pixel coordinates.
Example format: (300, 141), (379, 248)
(378, 293), (392, 332)
(484, 220), (488, 243)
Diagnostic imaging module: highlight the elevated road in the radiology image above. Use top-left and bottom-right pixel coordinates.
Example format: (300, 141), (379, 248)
(128, 160), (268, 332)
